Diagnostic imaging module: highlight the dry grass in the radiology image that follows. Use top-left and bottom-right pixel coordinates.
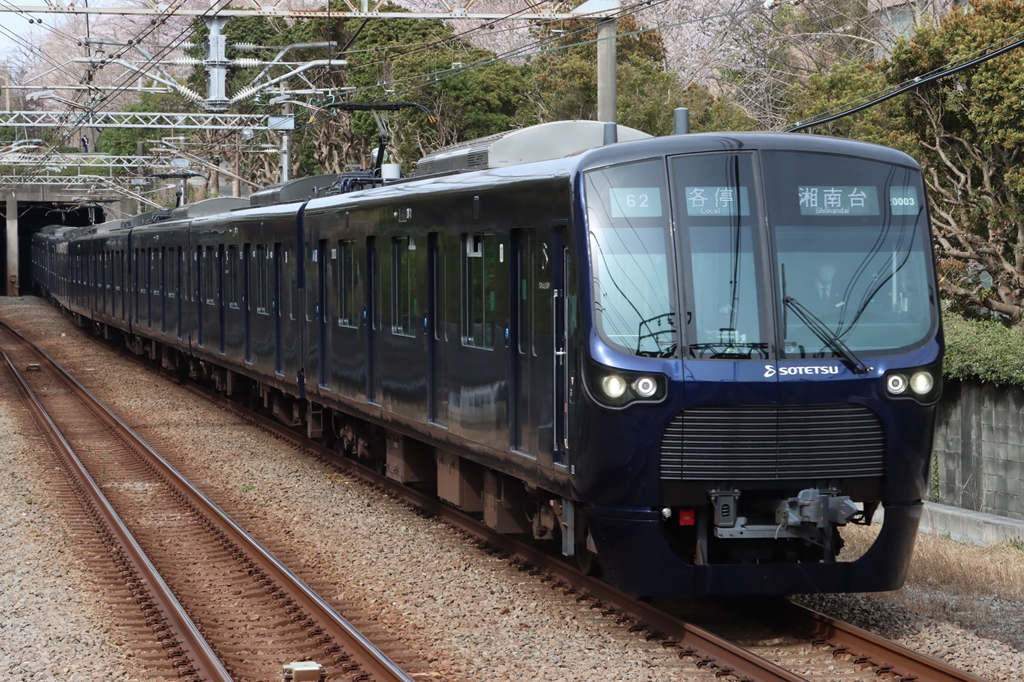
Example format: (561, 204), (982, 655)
(842, 524), (1024, 602)
(836, 524), (1024, 648)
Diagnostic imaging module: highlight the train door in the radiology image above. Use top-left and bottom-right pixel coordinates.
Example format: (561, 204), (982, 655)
(510, 228), (532, 454)
(427, 232), (448, 425)
(365, 236), (379, 403)
(160, 248), (166, 333)
(552, 225), (569, 464)
(121, 250), (127, 323)
(101, 251), (107, 318)
(176, 247), (183, 339)
(243, 242), (251, 361)
(317, 239), (328, 387)
(274, 242), (283, 374)
(218, 244), (226, 353)
(195, 246), (203, 346)
(134, 248), (141, 328)
(147, 248), (154, 329)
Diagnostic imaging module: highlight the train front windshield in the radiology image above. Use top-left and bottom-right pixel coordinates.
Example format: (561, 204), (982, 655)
(585, 150), (937, 359)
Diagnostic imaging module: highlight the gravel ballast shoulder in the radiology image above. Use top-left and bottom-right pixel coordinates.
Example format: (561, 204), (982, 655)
(3, 296), (1023, 681)
(0, 344), (152, 681)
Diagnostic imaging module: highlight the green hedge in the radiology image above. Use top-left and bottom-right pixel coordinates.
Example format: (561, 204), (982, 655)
(943, 311), (1024, 387)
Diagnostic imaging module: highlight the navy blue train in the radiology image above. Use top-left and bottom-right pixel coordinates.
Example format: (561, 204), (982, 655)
(32, 121), (942, 596)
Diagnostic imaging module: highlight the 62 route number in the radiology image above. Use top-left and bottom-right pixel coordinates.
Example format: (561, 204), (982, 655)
(623, 193), (650, 208)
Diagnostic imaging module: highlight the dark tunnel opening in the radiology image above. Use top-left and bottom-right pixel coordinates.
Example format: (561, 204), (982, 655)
(2, 202), (103, 296)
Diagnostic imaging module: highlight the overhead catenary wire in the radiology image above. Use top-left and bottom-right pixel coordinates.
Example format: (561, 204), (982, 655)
(5, 0), (756, 195)
(0, 0), (221, 194)
(787, 27), (1024, 132)
(355, 3), (759, 101)
(207, 0), (758, 169)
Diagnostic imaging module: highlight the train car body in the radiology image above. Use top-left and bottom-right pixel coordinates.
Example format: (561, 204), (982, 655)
(32, 122), (942, 597)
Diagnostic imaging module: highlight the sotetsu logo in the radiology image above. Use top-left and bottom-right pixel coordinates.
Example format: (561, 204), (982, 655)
(764, 364), (841, 378)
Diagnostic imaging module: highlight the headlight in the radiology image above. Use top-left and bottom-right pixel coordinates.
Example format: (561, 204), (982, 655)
(585, 360), (667, 407)
(886, 374), (908, 395)
(910, 371), (934, 395)
(601, 374), (628, 399)
(633, 376), (658, 398)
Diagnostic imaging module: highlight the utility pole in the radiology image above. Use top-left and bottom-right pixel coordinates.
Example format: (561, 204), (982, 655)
(233, 132), (241, 197)
(573, 0), (620, 124)
(279, 101), (291, 183)
(596, 17), (617, 124)
(1, 70), (10, 112)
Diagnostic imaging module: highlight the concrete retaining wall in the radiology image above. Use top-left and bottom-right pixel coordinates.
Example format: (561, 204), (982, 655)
(933, 379), (1024, 521)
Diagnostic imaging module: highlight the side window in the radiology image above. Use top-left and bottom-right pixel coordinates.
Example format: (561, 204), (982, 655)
(204, 246), (216, 305)
(135, 249), (143, 293)
(166, 248), (175, 299)
(392, 236), (416, 336)
(289, 248), (296, 321)
(228, 245), (239, 308)
(432, 234), (446, 341)
(338, 240), (358, 327)
(462, 233), (495, 349)
(305, 246), (317, 322)
(256, 244), (269, 314)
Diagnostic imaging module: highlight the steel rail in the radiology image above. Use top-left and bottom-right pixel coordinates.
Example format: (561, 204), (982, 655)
(787, 602), (987, 682)
(0, 328), (232, 682)
(0, 319), (415, 682)
(177, 383), (806, 682)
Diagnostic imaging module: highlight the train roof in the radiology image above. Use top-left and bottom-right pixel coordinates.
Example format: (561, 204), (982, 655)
(170, 196), (250, 219)
(573, 131), (922, 170)
(249, 174), (342, 207)
(414, 120), (652, 176)
(126, 209), (172, 228)
(303, 130), (922, 215)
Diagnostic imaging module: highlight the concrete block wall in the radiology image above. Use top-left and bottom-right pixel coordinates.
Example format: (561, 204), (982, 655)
(933, 380), (1024, 521)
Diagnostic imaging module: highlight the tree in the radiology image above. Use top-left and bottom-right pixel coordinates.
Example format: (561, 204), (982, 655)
(881, 0), (1024, 325)
(720, 0), (904, 129)
(526, 16), (755, 134)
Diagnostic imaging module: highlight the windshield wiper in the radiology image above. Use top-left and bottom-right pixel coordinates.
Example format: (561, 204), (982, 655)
(636, 312), (676, 357)
(783, 296), (870, 375)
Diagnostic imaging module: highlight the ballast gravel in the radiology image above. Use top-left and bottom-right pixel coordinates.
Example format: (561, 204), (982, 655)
(2, 295), (1023, 681)
(0, 349), (148, 680)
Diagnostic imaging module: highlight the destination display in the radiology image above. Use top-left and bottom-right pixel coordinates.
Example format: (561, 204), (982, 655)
(798, 186), (879, 216)
(610, 187), (663, 218)
(889, 186), (920, 215)
(684, 186), (750, 216)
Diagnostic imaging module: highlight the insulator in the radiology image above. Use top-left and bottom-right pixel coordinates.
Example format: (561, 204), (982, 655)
(231, 85), (259, 102)
(176, 43), (198, 50)
(231, 43), (260, 51)
(171, 57), (203, 66)
(230, 58), (263, 68)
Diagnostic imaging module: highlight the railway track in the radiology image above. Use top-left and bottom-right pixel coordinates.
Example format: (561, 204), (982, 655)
(0, 319), (414, 682)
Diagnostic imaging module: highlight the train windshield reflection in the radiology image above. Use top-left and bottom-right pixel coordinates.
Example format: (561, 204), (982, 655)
(763, 151), (936, 357)
(585, 159), (677, 357)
